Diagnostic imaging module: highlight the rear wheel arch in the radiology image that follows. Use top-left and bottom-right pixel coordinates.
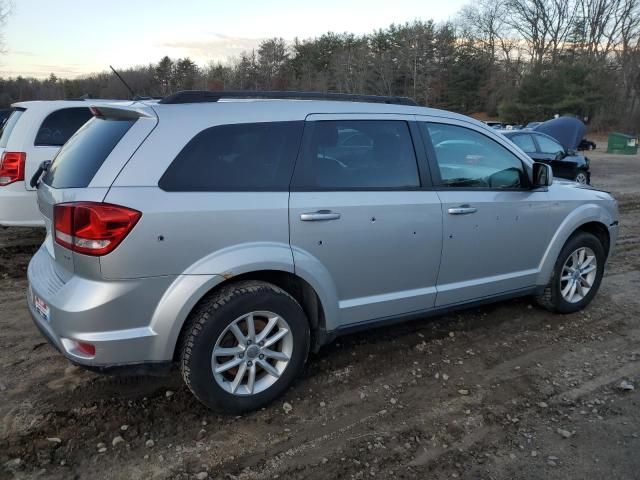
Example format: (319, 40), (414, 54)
(173, 270), (327, 361)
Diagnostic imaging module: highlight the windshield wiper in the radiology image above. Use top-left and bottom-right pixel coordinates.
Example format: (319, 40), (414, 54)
(30, 160), (51, 188)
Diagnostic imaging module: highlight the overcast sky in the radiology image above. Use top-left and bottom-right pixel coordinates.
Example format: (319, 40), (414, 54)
(1, 0), (468, 78)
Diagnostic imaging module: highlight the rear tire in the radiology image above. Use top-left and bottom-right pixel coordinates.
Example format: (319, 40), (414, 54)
(535, 232), (605, 313)
(180, 280), (310, 413)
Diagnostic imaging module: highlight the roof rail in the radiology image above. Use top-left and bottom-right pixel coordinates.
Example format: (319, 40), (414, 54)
(158, 90), (418, 106)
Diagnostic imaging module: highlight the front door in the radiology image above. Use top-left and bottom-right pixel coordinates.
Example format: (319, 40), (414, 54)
(289, 115), (443, 328)
(418, 120), (553, 306)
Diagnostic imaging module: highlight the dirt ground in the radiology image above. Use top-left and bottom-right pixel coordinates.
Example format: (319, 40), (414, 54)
(1, 149), (639, 480)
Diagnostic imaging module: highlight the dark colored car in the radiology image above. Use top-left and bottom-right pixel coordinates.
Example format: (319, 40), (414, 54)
(502, 130), (591, 184)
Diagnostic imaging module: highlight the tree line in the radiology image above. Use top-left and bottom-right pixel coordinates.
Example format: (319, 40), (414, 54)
(1, 0), (639, 131)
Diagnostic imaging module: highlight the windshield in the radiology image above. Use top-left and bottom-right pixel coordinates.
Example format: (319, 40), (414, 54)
(0, 108), (26, 148)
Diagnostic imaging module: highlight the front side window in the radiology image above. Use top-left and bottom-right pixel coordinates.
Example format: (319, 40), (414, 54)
(159, 121), (303, 191)
(297, 120), (420, 189)
(535, 134), (564, 155)
(34, 108), (93, 146)
(421, 122), (526, 189)
(510, 134), (536, 153)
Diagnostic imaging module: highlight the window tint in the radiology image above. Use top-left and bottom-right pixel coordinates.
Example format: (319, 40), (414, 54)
(0, 108), (25, 148)
(299, 120), (420, 189)
(422, 123), (526, 189)
(35, 108), (93, 146)
(510, 134), (536, 153)
(43, 117), (136, 189)
(535, 134), (564, 155)
(160, 122), (303, 191)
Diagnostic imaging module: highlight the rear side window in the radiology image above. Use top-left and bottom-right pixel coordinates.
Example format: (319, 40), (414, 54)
(0, 108), (25, 148)
(43, 117), (136, 189)
(295, 120), (420, 190)
(34, 107), (93, 147)
(535, 134), (564, 155)
(159, 121), (303, 191)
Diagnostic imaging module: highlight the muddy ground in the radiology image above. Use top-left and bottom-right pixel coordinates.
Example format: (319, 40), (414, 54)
(1, 149), (639, 480)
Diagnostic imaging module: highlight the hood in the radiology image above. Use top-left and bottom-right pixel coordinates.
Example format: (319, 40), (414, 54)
(533, 117), (586, 151)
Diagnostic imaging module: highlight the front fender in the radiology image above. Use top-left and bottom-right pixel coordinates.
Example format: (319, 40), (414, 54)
(536, 203), (615, 286)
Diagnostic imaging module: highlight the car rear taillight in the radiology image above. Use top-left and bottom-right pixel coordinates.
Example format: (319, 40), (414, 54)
(0, 152), (26, 186)
(54, 202), (141, 256)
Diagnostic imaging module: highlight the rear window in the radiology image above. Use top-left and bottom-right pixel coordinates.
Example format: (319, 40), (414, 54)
(0, 108), (26, 148)
(43, 117), (135, 189)
(159, 121), (303, 191)
(34, 107), (93, 147)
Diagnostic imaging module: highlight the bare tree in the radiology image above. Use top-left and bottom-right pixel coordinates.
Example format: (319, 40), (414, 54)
(506, 0), (578, 67)
(0, 0), (12, 55)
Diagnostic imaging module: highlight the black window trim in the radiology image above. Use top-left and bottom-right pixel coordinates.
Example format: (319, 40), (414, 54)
(158, 120), (305, 193)
(419, 120), (533, 192)
(290, 119), (432, 192)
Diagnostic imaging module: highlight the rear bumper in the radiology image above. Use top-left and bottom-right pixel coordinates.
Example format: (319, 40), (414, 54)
(27, 246), (178, 368)
(0, 182), (44, 226)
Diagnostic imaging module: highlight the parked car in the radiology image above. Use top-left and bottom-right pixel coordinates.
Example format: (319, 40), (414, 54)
(483, 121), (503, 129)
(0, 99), (129, 226)
(27, 91), (618, 413)
(502, 129), (591, 184)
(579, 138), (596, 151)
(526, 121), (542, 129)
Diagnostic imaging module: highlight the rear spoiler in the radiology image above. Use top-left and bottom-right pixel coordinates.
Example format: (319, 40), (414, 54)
(89, 105), (156, 120)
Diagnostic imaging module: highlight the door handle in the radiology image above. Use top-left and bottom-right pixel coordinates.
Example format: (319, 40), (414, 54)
(448, 206), (477, 215)
(300, 210), (341, 221)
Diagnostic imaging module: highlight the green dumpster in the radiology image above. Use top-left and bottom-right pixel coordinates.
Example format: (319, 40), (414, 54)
(607, 132), (638, 154)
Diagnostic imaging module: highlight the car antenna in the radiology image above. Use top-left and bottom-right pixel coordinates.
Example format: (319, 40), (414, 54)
(109, 65), (136, 99)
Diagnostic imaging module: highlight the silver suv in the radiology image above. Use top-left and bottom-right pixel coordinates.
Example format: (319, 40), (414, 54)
(27, 91), (619, 412)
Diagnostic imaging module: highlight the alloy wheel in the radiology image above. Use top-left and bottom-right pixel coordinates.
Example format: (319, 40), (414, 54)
(211, 311), (293, 395)
(560, 247), (597, 303)
(575, 172), (588, 184)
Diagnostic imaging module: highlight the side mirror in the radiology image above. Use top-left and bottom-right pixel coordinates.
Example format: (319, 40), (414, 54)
(532, 162), (553, 188)
(554, 151), (565, 161)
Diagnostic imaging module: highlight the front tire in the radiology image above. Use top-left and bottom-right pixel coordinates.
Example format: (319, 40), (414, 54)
(574, 171), (589, 184)
(180, 281), (310, 413)
(536, 232), (605, 313)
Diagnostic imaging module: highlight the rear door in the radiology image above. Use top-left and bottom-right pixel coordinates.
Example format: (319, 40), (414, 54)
(38, 108), (157, 276)
(289, 114), (442, 328)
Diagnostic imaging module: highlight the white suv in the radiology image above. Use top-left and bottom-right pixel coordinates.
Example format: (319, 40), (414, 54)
(0, 99), (129, 226)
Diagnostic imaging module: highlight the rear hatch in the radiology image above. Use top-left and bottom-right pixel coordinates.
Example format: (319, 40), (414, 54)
(37, 103), (158, 277)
